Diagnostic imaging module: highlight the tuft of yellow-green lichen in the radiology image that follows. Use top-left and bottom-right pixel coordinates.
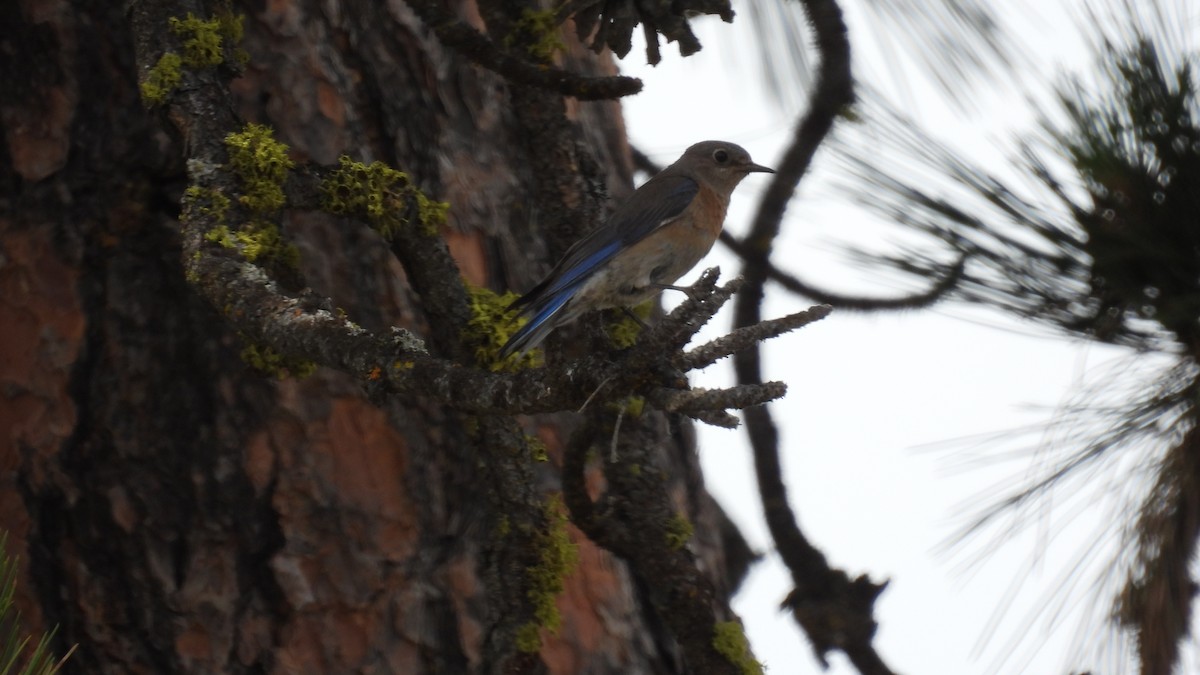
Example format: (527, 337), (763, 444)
(665, 513), (694, 551)
(514, 622), (542, 654)
(515, 494), (579, 653)
(190, 179), (298, 270)
(463, 282), (539, 371)
(184, 185), (232, 224)
(607, 300), (652, 349)
(712, 621), (765, 675)
(186, 250), (203, 283)
(233, 220), (300, 268)
(140, 52), (183, 106)
(169, 13), (225, 67)
(607, 395), (645, 418)
(506, 8), (565, 62)
(240, 342), (317, 379)
(321, 157), (448, 239)
(414, 191), (450, 235)
(205, 224), (237, 249)
(224, 123), (294, 213)
(168, 9), (245, 67)
(140, 8), (246, 107)
(216, 9), (246, 64)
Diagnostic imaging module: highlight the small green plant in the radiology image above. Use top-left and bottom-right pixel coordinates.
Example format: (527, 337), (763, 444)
(0, 532), (74, 674)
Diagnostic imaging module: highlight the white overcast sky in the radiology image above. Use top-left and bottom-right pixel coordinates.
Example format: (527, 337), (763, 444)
(619, 1), (1198, 673)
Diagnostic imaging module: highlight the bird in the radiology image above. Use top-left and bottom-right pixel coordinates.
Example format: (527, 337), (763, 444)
(500, 140), (774, 358)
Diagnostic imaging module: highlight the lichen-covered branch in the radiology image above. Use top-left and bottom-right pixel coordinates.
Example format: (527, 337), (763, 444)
(647, 383), (786, 428)
(683, 304), (832, 371)
(130, 0), (816, 430)
(124, 0), (834, 673)
(651, 382), (786, 415)
(639, 268), (741, 355)
(179, 219), (798, 423)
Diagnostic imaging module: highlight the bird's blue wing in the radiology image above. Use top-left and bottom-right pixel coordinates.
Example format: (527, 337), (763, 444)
(608, 174), (700, 247)
(528, 175), (700, 303)
(500, 175), (698, 357)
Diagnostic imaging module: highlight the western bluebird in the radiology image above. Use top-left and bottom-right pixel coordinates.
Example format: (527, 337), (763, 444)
(501, 140), (774, 358)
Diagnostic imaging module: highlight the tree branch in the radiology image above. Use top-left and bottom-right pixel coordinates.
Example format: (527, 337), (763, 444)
(402, 0), (642, 100)
(562, 414), (749, 674)
(286, 163), (475, 359)
(719, 230), (965, 310)
(731, 0), (896, 672)
(562, 0), (734, 64)
(683, 304), (832, 371)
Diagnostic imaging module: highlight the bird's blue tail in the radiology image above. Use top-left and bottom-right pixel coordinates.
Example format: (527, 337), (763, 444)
(499, 284), (578, 358)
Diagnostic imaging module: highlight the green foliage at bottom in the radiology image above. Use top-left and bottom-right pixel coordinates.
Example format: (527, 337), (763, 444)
(0, 533), (73, 675)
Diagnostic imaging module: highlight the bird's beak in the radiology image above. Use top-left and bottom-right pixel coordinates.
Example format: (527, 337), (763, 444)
(746, 162), (775, 174)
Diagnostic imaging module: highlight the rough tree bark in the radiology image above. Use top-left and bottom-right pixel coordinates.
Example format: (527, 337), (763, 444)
(1, 0), (765, 673)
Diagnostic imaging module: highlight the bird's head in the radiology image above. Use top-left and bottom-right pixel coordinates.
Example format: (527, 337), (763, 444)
(678, 140), (775, 192)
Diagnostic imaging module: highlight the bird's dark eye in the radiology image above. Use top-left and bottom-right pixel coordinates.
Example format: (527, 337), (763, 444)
(712, 149), (729, 164)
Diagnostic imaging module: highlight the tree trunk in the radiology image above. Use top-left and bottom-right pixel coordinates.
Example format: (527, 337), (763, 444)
(1, 0), (750, 673)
